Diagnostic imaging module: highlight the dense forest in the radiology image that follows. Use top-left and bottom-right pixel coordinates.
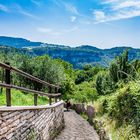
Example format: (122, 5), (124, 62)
(0, 45), (140, 140)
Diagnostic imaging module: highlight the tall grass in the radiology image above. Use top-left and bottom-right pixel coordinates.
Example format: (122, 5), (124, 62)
(0, 89), (48, 106)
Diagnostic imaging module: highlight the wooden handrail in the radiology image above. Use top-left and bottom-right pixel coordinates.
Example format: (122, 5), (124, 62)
(0, 62), (61, 106)
(0, 62), (60, 88)
(0, 83), (61, 97)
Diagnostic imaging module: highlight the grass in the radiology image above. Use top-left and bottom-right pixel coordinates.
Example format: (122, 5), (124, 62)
(93, 100), (139, 140)
(0, 89), (48, 106)
(94, 115), (138, 140)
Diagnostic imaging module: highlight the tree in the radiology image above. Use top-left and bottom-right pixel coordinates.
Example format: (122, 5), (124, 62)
(96, 74), (104, 95)
(109, 62), (119, 82)
(83, 64), (92, 71)
(117, 50), (129, 79)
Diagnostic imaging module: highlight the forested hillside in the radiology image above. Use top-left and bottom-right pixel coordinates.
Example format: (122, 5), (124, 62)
(0, 45), (140, 139)
(27, 46), (140, 68)
(0, 36), (140, 68)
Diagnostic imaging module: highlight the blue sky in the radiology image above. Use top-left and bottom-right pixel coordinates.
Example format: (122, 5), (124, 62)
(0, 0), (140, 48)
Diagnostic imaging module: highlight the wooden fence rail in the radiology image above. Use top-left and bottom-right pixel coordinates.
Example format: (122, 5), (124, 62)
(0, 62), (61, 106)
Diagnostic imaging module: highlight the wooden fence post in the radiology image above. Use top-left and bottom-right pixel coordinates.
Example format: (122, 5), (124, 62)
(49, 86), (52, 105)
(59, 95), (61, 101)
(34, 94), (38, 106)
(58, 88), (61, 101)
(34, 82), (38, 106)
(55, 87), (58, 103)
(5, 62), (11, 106)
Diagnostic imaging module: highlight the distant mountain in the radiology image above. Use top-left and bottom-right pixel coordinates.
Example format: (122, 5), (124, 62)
(0, 36), (140, 68)
(75, 45), (100, 51)
(0, 36), (43, 48)
(0, 36), (70, 49)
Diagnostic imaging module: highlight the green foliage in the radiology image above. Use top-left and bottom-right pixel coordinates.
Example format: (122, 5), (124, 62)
(96, 74), (104, 95)
(110, 50), (137, 82)
(96, 72), (115, 95)
(109, 84), (140, 135)
(32, 55), (66, 85)
(96, 50), (140, 95)
(83, 64), (92, 71)
(16, 55), (67, 94)
(109, 62), (119, 82)
(73, 82), (98, 103)
(61, 76), (75, 100)
(94, 50), (140, 139)
(96, 81), (140, 138)
(117, 50), (129, 79)
(75, 66), (102, 84)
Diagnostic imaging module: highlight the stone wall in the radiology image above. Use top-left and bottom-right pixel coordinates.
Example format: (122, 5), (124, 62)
(0, 101), (64, 140)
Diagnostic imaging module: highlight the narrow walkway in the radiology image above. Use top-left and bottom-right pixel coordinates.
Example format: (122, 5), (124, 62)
(55, 110), (99, 140)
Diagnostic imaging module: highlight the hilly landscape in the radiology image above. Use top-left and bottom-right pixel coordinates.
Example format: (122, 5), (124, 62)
(0, 36), (140, 68)
(0, 37), (140, 139)
(1, 0), (140, 139)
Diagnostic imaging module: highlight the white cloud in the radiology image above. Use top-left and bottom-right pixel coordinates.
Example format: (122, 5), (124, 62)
(31, 0), (42, 7)
(102, 0), (120, 4)
(94, 9), (140, 23)
(113, 1), (140, 10)
(52, 0), (61, 7)
(63, 26), (78, 33)
(64, 3), (79, 15)
(52, 0), (79, 15)
(93, 10), (106, 22)
(70, 16), (77, 22)
(0, 4), (9, 12)
(37, 26), (78, 36)
(94, 0), (140, 23)
(37, 27), (62, 36)
(37, 27), (52, 33)
(112, 9), (140, 20)
(20, 10), (38, 19)
(15, 4), (39, 19)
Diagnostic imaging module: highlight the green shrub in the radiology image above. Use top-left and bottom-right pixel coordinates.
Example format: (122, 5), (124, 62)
(106, 83), (140, 136)
(96, 73), (115, 95)
(96, 74), (104, 95)
(73, 82), (98, 103)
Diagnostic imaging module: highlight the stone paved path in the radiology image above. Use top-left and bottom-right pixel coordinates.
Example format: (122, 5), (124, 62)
(55, 110), (99, 140)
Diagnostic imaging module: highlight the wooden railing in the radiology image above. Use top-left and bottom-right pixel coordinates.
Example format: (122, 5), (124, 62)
(0, 62), (61, 106)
